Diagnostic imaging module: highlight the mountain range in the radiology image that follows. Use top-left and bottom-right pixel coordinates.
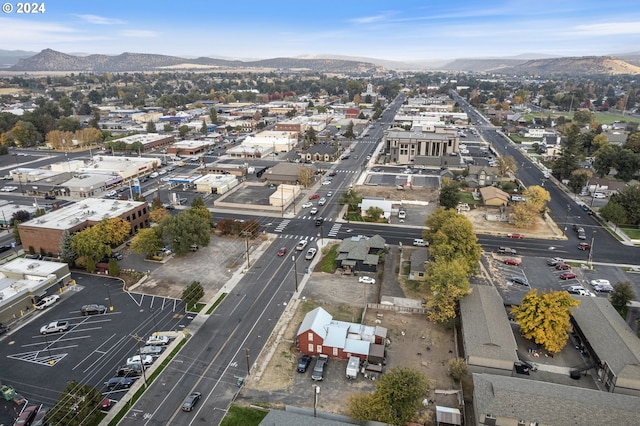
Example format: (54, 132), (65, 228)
(3, 49), (640, 76)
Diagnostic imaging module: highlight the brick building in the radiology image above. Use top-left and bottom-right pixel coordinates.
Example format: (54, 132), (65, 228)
(18, 198), (149, 255)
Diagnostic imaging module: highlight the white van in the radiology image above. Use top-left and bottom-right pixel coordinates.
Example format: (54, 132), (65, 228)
(592, 192), (606, 199)
(413, 239), (428, 247)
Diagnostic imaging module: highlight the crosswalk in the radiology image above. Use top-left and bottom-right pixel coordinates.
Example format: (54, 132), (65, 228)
(274, 219), (290, 232)
(296, 216), (335, 221)
(327, 223), (342, 237)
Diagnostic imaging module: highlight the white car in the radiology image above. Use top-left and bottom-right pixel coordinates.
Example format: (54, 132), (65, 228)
(302, 202), (313, 208)
(321, 180), (332, 185)
(566, 286), (596, 297)
(145, 334), (170, 346)
(326, 191), (333, 197)
(305, 248), (317, 260)
(126, 355), (153, 366)
(296, 240), (308, 251)
(590, 279), (610, 287)
(309, 207), (319, 215)
(358, 276), (376, 285)
(139, 345), (163, 356)
(318, 197), (327, 206)
(35, 295), (60, 310)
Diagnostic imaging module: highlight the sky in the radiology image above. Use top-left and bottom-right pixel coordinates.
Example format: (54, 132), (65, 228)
(1, 0), (639, 62)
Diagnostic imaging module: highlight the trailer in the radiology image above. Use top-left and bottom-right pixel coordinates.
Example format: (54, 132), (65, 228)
(346, 356), (360, 380)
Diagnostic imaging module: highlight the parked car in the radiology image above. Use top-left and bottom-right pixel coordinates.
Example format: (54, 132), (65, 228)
(413, 239), (428, 247)
(358, 276), (376, 284)
(510, 276), (529, 286)
(296, 240), (308, 251)
(116, 364), (143, 377)
(578, 242), (591, 250)
(311, 354), (328, 381)
(308, 193), (320, 200)
(503, 258), (520, 266)
(590, 279), (610, 287)
(560, 272), (577, 280)
(105, 377), (136, 390)
(566, 285), (596, 297)
(547, 257), (565, 266)
(81, 304), (107, 315)
(139, 345), (163, 356)
(40, 320), (69, 334)
(182, 392), (202, 412)
(297, 354), (312, 373)
(14, 405), (38, 426)
(146, 334), (170, 346)
(277, 247), (287, 257)
(305, 248), (317, 260)
(507, 233), (524, 239)
(44, 194), (56, 200)
(35, 295), (60, 310)
(555, 263), (571, 270)
(328, 172), (337, 177)
(127, 355), (153, 366)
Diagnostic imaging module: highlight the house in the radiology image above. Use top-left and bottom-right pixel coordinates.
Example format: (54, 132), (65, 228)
(296, 307), (387, 361)
(359, 198), (393, 220)
(478, 186), (510, 206)
(459, 285), (518, 375)
(408, 248), (430, 281)
(300, 144), (339, 163)
(473, 373), (640, 426)
(465, 166), (501, 188)
(335, 234), (386, 273)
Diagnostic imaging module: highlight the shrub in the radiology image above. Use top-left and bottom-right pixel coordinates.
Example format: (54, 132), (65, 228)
(447, 358), (468, 382)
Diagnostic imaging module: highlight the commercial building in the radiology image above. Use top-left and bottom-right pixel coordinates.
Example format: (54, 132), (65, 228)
(18, 198), (149, 255)
(383, 128), (460, 166)
(167, 140), (209, 156)
(193, 174), (239, 195)
(111, 133), (175, 152)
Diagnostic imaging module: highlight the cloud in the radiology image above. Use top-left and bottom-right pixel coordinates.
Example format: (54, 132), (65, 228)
(120, 30), (158, 38)
(74, 14), (125, 25)
(349, 14), (389, 24)
(574, 22), (640, 36)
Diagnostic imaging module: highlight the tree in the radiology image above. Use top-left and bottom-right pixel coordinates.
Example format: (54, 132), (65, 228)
(304, 127), (317, 144)
(425, 259), (470, 323)
(343, 121), (355, 139)
(182, 280), (204, 310)
(511, 289), (580, 353)
(610, 183), (640, 225)
(108, 258), (120, 277)
(209, 108), (218, 124)
(297, 166), (315, 188)
(625, 131), (640, 153)
(178, 125), (190, 137)
(523, 185), (551, 215)
(11, 210), (31, 225)
(200, 119), (208, 135)
(163, 123), (173, 133)
(92, 218), (130, 247)
(365, 206), (383, 221)
(150, 208), (170, 224)
(568, 169), (592, 196)
(438, 179), (460, 210)
(151, 196), (164, 210)
(610, 281), (635, 316)
(146, 121), (156, 133)
(46, 380), (103, 426)
(9, 120), (42, 147)
(573, 110), (593, 126)
(161, 211), (211, 255)
(511, 202), (537, 228)
(13, 220), (21, 244)
(348, 367), (430, 425)
(552, 123), (581, 179)
(59, 230), (77, 265)
(130, 228), (164, 258)
(71, 227), (110, 263)
(424, 208), (481, 275)
(599, 202), (627, 228)
(496, 155), (517, 176)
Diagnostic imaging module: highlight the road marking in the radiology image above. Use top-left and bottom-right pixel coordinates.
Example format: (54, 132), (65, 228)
(327, 223), (342, 237)
(274, 219), (290, 233)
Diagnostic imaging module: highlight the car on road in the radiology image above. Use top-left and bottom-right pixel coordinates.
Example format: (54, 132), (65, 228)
(566, 285), (596, 297)
(309, 207), (318, 215)
(507, 233), (524, 239)
(182, 392), (202, 412)
(0, 324), (9, 335)
(105, 377), (136, 390)
(372, 167), (381, 172)
(503, 258), (520, 266)
(139, 345), (163, 356)
(309, 193), (320, 200)
(305, 248), (317, 260)
(326, 191), (333, 197)
(555, 263), (571, 270)
(81, 304), (107, 315)
(297, 354), (312, 373)
(311, 354), (328, 381)
(413, 239), (428, 247)
(127, 355), (153, 366)
(358, 276), (376, 284)
(40, 320), (69, 334)
(277, 247), (287, 257)
(302, 202), (313, 208)
(498, 247), (516, 254)
(560, 272), (577, 280)
(318, 197), (327, 206)
(296, 240), (308, 251)
(547, 257), (565, 266)
(44, 194), (56, 200)
(35, 295), (60, 310)
(146, 334), (170, 346)
(578, 242), (591, 250)
(510, 276), (529, 286)
(321, 180), (332, 186)
(328, 172), (337, 177)
(315, 217), (324, 226)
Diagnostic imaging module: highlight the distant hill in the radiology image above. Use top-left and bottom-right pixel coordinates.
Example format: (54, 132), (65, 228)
(438, 58), (529, 72)
(9, 49), (381, 73)
(497, 56), (640, 76)
(0, 49), (37, 69)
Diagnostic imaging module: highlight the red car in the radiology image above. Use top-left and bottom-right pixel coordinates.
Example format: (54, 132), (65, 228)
(507, 233), (524, 239)
(277, 247), (287, 256)
(555, 263), (571, 270)
(308, 193), (320, 200)
(14, 405), (38, 426)
(578, 242), (591, 250)
(560, 272), (577, 280)
(503, 258), (521, 266)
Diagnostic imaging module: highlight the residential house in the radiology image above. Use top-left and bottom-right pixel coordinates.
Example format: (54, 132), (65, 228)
(300, 144), (339, 163)
(408, 248), (430, 281)
(479, 186), (510, 206)
(263, 162), (317, 185)
(296, 307), (387, 361)
(465, 166), (501, 188)
(335, 234), (386, 274)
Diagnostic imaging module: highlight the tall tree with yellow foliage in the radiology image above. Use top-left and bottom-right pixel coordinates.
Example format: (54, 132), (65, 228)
(511, 289), (580, 353)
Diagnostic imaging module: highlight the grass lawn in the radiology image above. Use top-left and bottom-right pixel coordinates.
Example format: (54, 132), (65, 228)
(459, 191), (479, 205)
(525, 111), (640, 125)
(220, 405), (268, 426)
(320, 244), (338, 273)
(620, 226), (640, 239)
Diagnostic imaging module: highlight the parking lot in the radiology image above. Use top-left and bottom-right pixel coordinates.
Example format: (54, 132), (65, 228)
(0, 272), (191, 415)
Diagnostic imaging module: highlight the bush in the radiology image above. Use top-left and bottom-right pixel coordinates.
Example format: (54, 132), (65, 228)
(447, 358), (468, 382)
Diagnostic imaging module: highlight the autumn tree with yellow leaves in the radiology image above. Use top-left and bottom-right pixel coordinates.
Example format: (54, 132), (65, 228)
(511, 289), (580, 353)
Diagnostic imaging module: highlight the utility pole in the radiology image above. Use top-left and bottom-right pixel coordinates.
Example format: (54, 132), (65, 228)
(588, 231), (596, 268)
(244, 347), (251, 376)
(313, 385), (320, 417)
(131, 335), (148, 386)
(245, 237), (250, 269)
(292, 255), (298, 292)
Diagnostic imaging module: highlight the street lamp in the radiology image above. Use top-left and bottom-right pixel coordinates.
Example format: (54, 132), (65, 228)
(313, 384), (320, 417)
(104, 282), (113, 312)
(291, 255), (298, 292)
(588, 231), (596, 268)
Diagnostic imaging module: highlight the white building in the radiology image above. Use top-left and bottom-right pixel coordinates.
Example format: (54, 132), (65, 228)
(193, 174), (239, 195)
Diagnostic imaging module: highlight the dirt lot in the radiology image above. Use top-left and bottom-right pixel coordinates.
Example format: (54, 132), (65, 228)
(240, 273), (459, 423)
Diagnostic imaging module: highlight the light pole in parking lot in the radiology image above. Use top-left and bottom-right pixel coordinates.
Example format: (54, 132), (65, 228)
(291, 255), (298, 293)
(104, 282), (113, 312)
(313, 384), (320, 417)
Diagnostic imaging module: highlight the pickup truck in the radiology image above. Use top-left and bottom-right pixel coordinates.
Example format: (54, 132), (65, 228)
(35, 295), (59, 310)
(40, 320), (69, 334)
